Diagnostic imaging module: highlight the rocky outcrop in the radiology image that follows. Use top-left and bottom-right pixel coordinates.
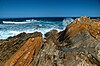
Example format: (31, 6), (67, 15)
(58, 16), (100, 66)
(58, 16), (100, 43)
(0, 16), (100, 66)
(4, 37), (43, 66)
(0, 32), (42, 66)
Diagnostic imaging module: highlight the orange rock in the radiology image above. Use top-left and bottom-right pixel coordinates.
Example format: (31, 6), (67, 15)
(66, 17), (100, 38)
(4, 37), (43, 66)
(58, 16), (100, 43)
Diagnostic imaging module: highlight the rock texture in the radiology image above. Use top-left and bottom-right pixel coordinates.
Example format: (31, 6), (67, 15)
(0, 32), (42, 66)
(0, 16), (100, 66)
(4, 37), (43, 66)
(58, 16), (100, 66)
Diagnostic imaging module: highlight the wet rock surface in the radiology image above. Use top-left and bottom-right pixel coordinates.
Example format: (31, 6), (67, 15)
(0, 16), (100, 66)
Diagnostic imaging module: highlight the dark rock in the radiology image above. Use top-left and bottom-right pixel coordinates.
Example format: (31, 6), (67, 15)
(45, 30), (58, 45)
(45, 29), (58, 38)
(31, 31), (42, 38)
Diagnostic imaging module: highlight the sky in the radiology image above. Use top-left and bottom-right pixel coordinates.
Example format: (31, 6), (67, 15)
(0, 0), (100, 18)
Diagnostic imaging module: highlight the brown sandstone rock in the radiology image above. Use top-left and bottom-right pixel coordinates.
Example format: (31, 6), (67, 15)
(4, 37), (43, 66)
(0, 32), (42, 66)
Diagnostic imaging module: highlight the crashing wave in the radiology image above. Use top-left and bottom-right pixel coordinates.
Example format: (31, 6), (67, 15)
(62, 18), (74, 27)
(0, 20), (64, 39)
(0, 28), (62, 39)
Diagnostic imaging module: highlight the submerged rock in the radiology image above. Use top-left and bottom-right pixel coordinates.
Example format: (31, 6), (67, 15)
(0, 16), (100, 66)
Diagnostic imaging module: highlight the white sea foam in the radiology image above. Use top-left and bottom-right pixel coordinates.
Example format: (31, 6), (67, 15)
(0, 21), (64, 39)
(0, 28), (62, 39)
(3, 21), (31, 24)
(0, 31), (20, 39)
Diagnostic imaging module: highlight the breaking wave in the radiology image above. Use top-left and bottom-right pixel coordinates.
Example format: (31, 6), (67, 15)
(3, 21), (31, 24)
(62, 18), (74, 27)
(0, 21), (65, 39)
(0, 18), (74, 39)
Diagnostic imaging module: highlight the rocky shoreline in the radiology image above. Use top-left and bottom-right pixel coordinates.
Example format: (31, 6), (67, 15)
(0, 16), (100, 66)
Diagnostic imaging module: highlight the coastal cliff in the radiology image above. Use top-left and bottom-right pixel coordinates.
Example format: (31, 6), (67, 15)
(0, 16), (100, 66)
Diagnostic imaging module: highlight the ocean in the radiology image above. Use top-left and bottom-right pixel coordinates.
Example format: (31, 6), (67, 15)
(0, 17), (74, 39)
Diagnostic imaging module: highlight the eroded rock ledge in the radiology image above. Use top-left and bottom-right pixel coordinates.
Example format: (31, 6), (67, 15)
(0, 16), (100, 66)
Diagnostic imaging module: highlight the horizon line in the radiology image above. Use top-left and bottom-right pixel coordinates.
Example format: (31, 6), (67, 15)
(0, 16), (100, 19)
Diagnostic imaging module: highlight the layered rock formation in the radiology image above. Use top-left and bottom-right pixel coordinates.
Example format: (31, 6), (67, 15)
(0, 32), (42, 66)
(57, 16), (100, 66)
(0, 16), (100, 66)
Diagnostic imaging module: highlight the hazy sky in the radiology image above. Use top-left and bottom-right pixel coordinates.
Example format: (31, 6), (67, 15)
(0, 0), (100, 18)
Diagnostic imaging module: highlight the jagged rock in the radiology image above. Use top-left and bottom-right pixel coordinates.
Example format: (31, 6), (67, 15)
(58, 16), (100, 43)
(45, 30), (59, 45)
(74, 16), (91, 24)
(58, 16), (100, 65)
(0, 32), (42, 66)
(29, 17), (100, 66)
(0, 16), (100, 66)
(45, 29), (58, 38)
(31, 31), (42, 38)
(4, 37), (43, 66)
(6, 32), (31, 40)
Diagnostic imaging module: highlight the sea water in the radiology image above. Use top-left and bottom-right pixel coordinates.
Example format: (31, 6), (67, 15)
(0, 18), (73, 39)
